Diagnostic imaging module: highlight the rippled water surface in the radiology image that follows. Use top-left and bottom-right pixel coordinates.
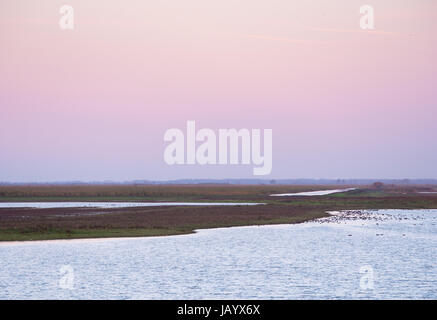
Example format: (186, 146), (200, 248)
(0, 209), (436, 299)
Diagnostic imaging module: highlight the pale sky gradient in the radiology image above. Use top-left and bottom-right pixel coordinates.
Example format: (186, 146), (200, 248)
(1, 0), (436, 181)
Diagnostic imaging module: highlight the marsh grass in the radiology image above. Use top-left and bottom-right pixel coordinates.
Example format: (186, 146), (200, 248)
(1, 184), (437, 241)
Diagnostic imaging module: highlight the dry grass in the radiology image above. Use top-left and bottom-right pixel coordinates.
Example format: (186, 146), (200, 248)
(0, 184), (358, 201)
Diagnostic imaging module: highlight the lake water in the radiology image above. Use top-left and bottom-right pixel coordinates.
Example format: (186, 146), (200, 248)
(270, 188), (356, 197)
(0, 209), (436, 299)
(0, 202), (261, 209)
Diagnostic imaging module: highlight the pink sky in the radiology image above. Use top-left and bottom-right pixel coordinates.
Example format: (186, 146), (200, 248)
(1, 0), (437, 181)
